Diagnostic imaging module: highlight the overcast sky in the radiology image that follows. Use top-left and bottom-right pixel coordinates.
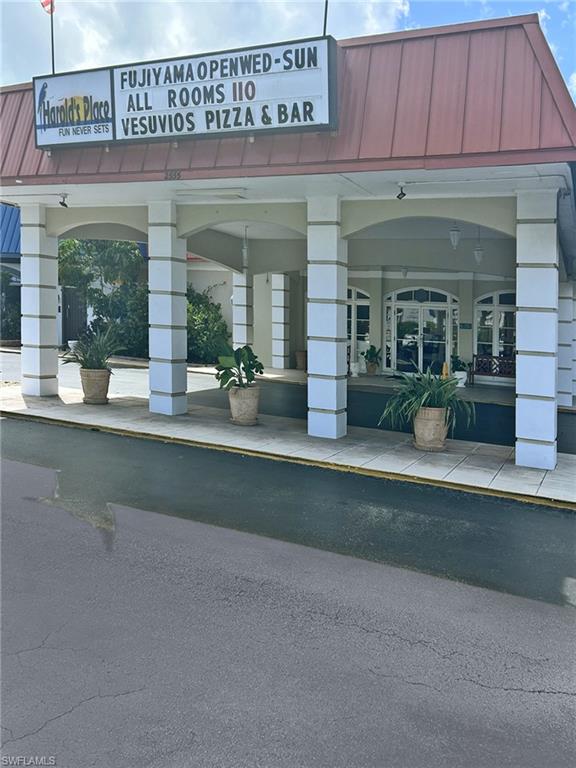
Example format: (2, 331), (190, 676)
(1, 0), (574, 99)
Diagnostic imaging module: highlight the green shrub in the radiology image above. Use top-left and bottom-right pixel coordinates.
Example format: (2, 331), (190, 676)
(186, 286), (230, 363)
(0, 269), (21, 340)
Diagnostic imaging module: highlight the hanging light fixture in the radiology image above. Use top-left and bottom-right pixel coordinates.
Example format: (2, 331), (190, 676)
(473, 226), (484, 265)
(241, 226), (249, 268)
(449, 222), (461, 250)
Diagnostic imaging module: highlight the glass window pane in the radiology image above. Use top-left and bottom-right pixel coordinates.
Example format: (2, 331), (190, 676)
(356, 290), (369, 300)
(499, 345), (515, 358)
(414, 289), (429, 303)
(452, 308), (459, 357)
(477, 343), (492, 356)
(347, 288), (352, 299)
(478, 296), (493, 305)
(477, 328), (492, 343)
(357, 304), (369, 320)
(430, 291), (447, 303)
(499, 292), (516, 305)
(397, 291), (413, 301)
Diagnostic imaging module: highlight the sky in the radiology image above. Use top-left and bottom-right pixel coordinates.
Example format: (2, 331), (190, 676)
(0, 0), (574, 100)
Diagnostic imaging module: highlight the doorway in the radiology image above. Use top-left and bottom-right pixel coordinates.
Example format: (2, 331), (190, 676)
(384, 288), (459, 375)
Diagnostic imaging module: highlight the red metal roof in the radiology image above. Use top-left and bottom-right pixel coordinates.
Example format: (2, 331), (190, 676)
(1, 14), (575, 186)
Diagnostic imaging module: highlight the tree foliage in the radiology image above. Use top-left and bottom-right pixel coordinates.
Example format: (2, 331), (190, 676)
(57, 240), (230, 362)
(186, 286), (230, 363)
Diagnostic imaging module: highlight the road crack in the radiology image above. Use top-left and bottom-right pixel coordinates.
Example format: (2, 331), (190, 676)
(1, 687), (146, 748)
(457, 677), (576, 696)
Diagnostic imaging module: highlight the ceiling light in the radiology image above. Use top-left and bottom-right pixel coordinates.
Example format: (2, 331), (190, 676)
(401, 268), (408, 279)
(15, 179), (23, 184)
(59, 194), (68, 208)
(396, 185), (406, 201)
(449, 223), (461, 250)
(241, 226), (249, 268)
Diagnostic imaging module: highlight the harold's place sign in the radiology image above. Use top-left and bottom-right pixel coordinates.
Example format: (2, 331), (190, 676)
(33, 37), (336, 149)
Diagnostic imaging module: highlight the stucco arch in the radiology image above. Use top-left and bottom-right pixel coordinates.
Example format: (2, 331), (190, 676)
(46, 206), (148, 239)
(341, 198), (517, 239)
(177, 202), (307, 238)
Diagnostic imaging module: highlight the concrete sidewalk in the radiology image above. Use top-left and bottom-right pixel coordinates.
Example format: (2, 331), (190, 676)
(1, 382), (574, 507)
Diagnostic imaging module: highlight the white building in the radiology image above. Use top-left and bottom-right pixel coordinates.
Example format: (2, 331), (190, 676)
(1, 14), (575, 469)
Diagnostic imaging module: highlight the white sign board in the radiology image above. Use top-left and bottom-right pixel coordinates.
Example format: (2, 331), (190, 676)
(34, 69), (114, 148)
(34, 37), (336, 148)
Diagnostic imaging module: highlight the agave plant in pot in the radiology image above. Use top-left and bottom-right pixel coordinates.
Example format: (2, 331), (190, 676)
(379, 368), (475, 451)
(215, 345), (264, 426)
(63, 326), (123, 404)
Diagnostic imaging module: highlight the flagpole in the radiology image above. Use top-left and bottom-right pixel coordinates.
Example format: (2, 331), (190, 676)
(323, 0), (328, 36)
(50, 6), (55, 74)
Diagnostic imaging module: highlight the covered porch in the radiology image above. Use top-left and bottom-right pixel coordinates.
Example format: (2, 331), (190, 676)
(2, 14), (575, 472)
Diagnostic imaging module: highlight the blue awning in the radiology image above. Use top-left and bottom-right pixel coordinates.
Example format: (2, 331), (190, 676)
(0, 203), (20, 258)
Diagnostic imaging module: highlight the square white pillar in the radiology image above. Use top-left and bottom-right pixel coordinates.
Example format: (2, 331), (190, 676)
(306, 197), (347, 439)
(148, 201), (188, 416)
(271, 273), (290, 368)
(20, 204), (58, 396)
(515, 191), (559, 470)
(232, 270), (253, 348)
(558, 282), (573, 407)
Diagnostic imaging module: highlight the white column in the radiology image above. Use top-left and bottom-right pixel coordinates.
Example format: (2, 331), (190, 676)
(272, 273), (290, 368)
(558, 281), (573, 407)
(232, 270), (253, 348)
(515, 191), (559, 470)
(148, 201), (188, 416)
(573, 290), (576, 404)
(306, 197), (347, 439)
(20, 204), (58, 396)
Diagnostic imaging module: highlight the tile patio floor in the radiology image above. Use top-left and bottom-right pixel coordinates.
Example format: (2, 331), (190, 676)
(1, 382), (574, 506)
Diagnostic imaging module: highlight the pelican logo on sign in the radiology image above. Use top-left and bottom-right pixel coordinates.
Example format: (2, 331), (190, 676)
(33, 69), (114, 148)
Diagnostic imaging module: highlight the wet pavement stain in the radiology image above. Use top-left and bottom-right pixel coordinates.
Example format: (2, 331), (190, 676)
(2, 417), (576, 606)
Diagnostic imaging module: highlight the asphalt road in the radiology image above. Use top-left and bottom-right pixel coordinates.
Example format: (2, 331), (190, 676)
(1, 419), (575, 767)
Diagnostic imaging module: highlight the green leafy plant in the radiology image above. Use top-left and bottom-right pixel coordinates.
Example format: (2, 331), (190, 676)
(379, 368), (475, 433)
(451, 355), (468, 372)
(361, 345), (382, 365)
(63, 327), (123, 370)
(186, 286), (230, 363)
(215, 345), (264, 390)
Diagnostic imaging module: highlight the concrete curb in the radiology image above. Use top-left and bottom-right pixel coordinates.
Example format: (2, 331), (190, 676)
(2, 408), (574, 512)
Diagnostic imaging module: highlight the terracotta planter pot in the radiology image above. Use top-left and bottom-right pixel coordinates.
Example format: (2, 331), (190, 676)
(366, 361), (379, 375)
(80, 368), (111, 405)
(413, 407), (448, 451)
(295, 350), (307, 371)
(228, 385), (260, 426)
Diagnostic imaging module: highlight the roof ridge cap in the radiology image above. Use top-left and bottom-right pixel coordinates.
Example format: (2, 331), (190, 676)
(338, 13), (540, 48)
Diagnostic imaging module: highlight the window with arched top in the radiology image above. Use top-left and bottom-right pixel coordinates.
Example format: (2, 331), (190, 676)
(347, 287), (370, 363)
(474, 291), (516, 363)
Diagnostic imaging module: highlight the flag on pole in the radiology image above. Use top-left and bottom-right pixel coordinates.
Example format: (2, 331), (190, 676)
(40, 0), (55, 14)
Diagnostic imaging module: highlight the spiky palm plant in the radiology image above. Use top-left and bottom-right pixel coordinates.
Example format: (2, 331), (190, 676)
(63, 327), (123, 371)
(379, 368), (475, 433)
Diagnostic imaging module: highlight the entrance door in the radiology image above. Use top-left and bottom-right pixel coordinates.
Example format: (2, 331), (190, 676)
(62, 287), (87, 345)
(395, 305), (448, 374)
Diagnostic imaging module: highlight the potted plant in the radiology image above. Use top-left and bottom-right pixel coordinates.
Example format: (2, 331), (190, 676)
(215, 345), (264, 425)
(379, 368), (475, 451)
(295, 350), (307, 371)
(361, 345), (382, 375)
(451, 355), (468, 387)
(63, 326), (123, 404)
